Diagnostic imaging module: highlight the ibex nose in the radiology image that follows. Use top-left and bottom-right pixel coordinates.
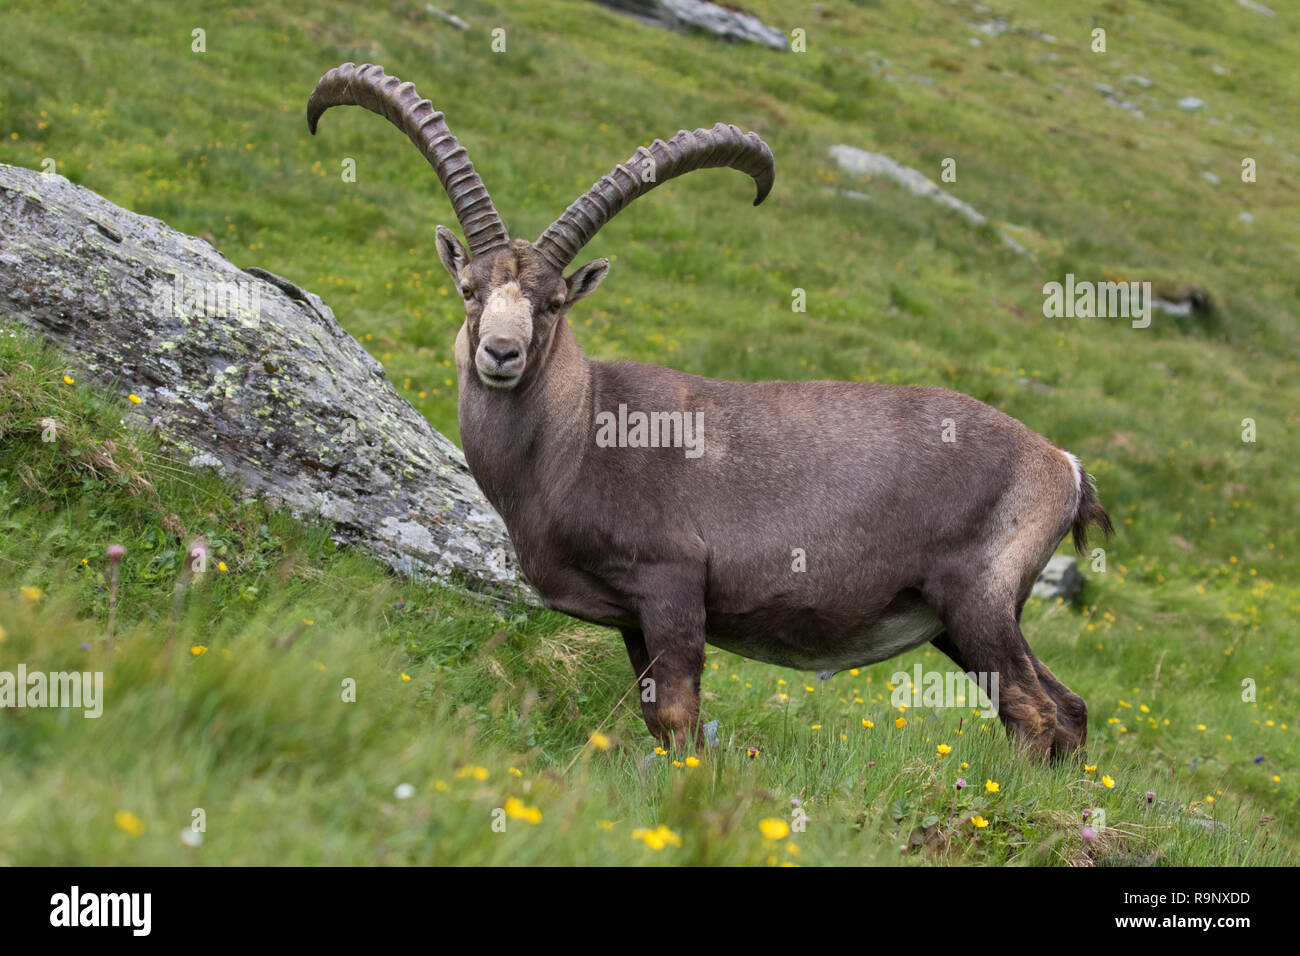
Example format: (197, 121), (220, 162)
(483, 342), (520, 366)
(476, 336), (526, 388)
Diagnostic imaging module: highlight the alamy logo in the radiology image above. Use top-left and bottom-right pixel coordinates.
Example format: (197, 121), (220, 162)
(0, 665), (103, 718)
(594, 404), (705, 459)
(890, 663), (999, 718)
(50, 886), (151, 936)
(151, 273), (263, 326)
(1042, 273), (1152, 328)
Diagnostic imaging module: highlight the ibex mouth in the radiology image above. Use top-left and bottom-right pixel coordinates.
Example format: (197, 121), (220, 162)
(477, 369), (521, 390)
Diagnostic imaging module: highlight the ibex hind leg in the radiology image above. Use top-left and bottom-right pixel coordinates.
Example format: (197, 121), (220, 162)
(1030, 655), (1087, 760)
(949, 449), (1090, 762)
(923, 574), (1060, 759)
(1009, 581), (1088, 759)
(929, 631), (966, 671)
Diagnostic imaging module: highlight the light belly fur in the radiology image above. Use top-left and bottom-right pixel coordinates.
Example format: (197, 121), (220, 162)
(707, 605), (946, 672)
(800, 606), (945, 671)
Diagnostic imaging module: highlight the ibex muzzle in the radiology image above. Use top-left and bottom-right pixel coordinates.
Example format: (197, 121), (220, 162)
(309, 63), (1113, 762)
(474, 282), (530, 388)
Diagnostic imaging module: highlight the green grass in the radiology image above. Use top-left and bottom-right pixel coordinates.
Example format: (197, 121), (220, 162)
(1, 0), (1297, 864)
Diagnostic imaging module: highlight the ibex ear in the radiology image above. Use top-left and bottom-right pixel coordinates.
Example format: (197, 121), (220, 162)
(435, 226), (470, 283)
(565, 258), (609, 307)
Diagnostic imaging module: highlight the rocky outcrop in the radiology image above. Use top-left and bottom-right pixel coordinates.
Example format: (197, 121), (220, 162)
(0, 163), (534, 605)
(828, 145), (1026, 254)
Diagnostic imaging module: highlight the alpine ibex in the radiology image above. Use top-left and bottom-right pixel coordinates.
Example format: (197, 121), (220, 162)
(308, 63), (1112, 760)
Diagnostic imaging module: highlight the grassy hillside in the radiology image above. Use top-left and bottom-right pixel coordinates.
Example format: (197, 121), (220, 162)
(0, 0), (1296, 864)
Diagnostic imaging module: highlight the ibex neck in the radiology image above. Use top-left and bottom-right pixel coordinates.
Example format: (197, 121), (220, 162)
(458, 318), (592, 520)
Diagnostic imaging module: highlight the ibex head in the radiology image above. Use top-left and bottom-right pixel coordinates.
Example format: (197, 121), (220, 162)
(430, 232), (608, 391)
(307, 63), (774, 391)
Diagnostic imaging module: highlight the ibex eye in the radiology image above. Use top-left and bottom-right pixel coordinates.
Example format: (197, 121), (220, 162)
(461, 286), (473, 299)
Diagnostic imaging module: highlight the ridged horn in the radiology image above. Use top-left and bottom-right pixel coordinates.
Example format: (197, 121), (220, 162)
(534, 123), (774, 272)
(307, 62), (510, 258)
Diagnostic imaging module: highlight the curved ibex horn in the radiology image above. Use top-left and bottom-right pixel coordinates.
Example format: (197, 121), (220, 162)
(534, 123), (775, 272)
(307, 62), (511, 258)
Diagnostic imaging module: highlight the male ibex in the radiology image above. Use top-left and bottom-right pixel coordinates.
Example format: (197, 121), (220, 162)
(308, 63), (1112, 760)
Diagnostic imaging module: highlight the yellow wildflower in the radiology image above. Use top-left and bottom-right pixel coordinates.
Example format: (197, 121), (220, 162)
(759, 818), (790, 840)
(114, 810), (146, 836)
(632, 825), (681, 850)
(504, 796), (542, 824)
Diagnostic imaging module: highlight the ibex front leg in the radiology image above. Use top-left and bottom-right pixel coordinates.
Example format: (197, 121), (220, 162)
(620, 627), (664, 741)
(624, 589), (707, 751)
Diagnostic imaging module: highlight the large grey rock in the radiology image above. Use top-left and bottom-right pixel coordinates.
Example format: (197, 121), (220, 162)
(0, 163), (534, 605)
(595, 0), (786, 49)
